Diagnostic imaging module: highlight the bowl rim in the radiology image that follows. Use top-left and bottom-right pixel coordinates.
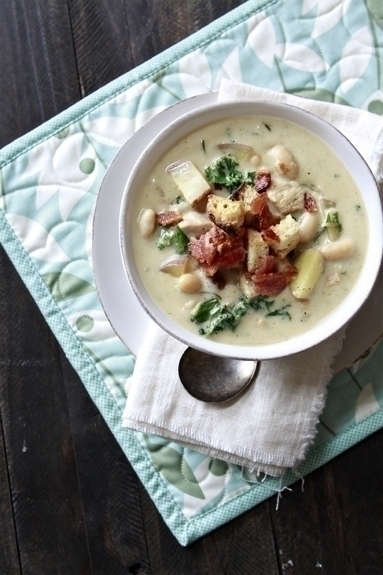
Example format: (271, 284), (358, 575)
(119, 99), (383, 360)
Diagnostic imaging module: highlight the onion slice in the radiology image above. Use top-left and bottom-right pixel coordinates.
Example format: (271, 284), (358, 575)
(217, 143), (253, 161)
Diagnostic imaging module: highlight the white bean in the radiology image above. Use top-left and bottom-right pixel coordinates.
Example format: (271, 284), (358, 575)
(249, 154), (261, 167)
(269, 144), (299, 179)
(298, 211), (320, 244)
(320, 238), (355, 261)
(137, 208), (156, 238)
(178, 273), (202, 294)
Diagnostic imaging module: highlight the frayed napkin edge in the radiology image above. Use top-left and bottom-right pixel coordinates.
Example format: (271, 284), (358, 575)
(291, 329), (346, 471)
(124, 329), (345, 478)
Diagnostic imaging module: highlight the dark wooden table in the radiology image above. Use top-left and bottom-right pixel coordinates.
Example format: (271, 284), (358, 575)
(0, 1), (382, 573)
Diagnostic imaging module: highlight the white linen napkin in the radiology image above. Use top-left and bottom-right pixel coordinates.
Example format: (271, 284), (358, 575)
(122, 80), (383, 477)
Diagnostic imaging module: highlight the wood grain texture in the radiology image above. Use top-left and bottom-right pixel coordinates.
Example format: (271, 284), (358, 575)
(0, 0), (79, 146)
(0, 0), (382, 573)
(0, 412), (21, 575)
(269, 432), (383, 575)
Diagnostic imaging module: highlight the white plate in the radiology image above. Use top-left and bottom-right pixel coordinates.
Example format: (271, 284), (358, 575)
(92, 93), (383, 372)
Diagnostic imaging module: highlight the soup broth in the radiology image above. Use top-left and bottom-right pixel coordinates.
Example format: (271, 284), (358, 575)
(131, 115), (367, 346)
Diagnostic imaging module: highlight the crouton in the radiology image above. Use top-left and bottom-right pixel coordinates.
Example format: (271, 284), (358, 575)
(237, 183), (266, 223)
(247, 229), (269, 273)
(262, 214), (301, 258)
(206, 195), (244, 234)
(267, 181), (305, 214)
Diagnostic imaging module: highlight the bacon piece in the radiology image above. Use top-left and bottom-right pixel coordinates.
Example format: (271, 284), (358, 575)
(247, 256), (297, 296)
(251, 272), (288, 296)
(252, 255), (277, 276)
(261, 227), (280, 244)
(190, 227), (246, 276)
(202, 243), (246, 277)
(304, 192), (317, 212)
(255, 169), (272, 193)
(280, 263), (298, 281)
(156, 210), (183, 227)
(255, 203), (280, 231)
(189, 226), (227, 265)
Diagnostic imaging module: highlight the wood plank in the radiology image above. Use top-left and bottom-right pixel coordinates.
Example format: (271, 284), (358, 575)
(0, 411), (21, 575)
(0, 246), (93, 574)
(67, 0), (248, 94)
(60, 359), (150, 574)
(269, 431), (383, 575)
(0, 0), (80, 147)
(137, 478), (279, 575)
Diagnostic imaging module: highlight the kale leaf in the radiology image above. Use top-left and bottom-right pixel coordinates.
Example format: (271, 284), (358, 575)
(156, 226), (189, 254)
(204, 156), (243, 192)
(190, 294), (291, 336)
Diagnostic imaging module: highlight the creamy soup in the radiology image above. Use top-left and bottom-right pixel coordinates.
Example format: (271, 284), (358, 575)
(131, 115), (367, 346)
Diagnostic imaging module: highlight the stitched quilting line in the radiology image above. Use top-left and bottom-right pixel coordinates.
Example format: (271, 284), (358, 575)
(0, 0), (279, 170)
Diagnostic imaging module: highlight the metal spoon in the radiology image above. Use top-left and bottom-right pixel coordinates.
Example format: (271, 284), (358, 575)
(178, 347), (258, 403)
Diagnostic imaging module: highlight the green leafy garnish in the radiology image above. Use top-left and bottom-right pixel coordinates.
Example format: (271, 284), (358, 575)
(324, 211), (342, 233)
(248, 295), (291, 319)
(191, 295), (291, 336)
(244, 171), (256, 185)
(191, 296), (249, 336)
(156, 226), (189, 254)
(204, 156), (243, 192)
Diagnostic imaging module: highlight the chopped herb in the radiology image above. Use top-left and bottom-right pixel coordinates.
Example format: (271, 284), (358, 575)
(201, 139), (206, 153)
(156, 226), (189, 254)
(313, 228), (325, 242)
(172, 195), (182, 204)
(204, 155), (243, 192)
(325, 211), (342, 233)
(190, 294), (291, 336)
(244, 171), (256, 185)
(355, 204), (361, 211)
(226, 127), (235, 142)
(263, 122), (271, 131)
(248, 295), (291, 319)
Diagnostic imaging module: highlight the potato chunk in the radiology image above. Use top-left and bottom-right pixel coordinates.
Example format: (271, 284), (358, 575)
(166, 160), (212, 207)
(290, 248), (324, 299)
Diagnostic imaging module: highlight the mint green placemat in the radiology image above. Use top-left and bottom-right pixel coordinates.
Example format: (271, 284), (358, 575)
(0, 0), (382, 545)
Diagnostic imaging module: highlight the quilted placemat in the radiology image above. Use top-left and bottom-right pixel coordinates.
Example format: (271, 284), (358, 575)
(0, 0), (382, 545)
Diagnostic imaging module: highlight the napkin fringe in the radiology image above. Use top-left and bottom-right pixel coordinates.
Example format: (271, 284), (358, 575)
(371, 134), (383, 193)
(126, 415), (301, 471)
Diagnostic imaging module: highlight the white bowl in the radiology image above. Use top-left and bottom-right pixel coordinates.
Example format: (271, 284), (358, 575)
(119, 100), (383, 360)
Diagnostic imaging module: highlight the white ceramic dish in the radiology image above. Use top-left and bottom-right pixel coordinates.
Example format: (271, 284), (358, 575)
(118, 98), (383, 361)
(93, 93), (383, 371)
